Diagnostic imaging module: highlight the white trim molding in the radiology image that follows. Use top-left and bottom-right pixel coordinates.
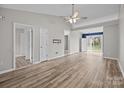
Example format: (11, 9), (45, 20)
(33, 61), (41, 64)
(104, 57), (124, 77)
(48, 55), (65, 61)
(13, 22), (34, 70)
(118, 61), (124, 78)
(0, 68), (14, 75)
(73, 14), (119, 29)
(104, 57), (118, 61)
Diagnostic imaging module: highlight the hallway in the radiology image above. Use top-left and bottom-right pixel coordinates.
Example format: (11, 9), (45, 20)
(0, 53), (123, 88)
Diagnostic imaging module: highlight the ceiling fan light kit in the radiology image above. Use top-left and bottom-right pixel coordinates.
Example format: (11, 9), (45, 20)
(69, 18), (77, 24)
(64, 4), (87, 24)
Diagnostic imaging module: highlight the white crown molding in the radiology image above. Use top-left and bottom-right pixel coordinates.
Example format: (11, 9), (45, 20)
(73, 14), (119, 29)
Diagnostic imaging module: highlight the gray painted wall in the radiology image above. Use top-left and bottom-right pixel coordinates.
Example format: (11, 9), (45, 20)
(103, 24), (119, 59)
(71, 25), (119, 59)
(69, 31), (80, 54)
(119, 5), (124, 72)
(0, 7), (70, 72)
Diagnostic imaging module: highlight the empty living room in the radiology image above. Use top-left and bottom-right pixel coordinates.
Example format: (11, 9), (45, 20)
(0, 0), (124, 90)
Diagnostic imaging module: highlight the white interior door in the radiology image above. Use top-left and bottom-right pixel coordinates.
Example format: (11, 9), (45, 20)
(40, 29), (48, 62)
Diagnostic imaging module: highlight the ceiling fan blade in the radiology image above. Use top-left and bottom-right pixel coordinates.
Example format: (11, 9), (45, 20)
(73, 11), (79, 18)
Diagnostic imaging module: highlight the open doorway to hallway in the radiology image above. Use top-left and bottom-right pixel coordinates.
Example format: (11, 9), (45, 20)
(64, 35), (69, 55)
(64, 30), (70, 55)
(14, 23), (33, 69)
(14, 23), (49, 69)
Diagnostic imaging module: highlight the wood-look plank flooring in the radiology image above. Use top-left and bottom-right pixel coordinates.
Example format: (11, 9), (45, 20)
(0, 53), (124, 88)
(16, 56), (32, 69)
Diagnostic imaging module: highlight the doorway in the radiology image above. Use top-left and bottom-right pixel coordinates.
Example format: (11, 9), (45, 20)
(82, 32), (103, 56)
(40, 28), (48, 62)
(13, 23), (33, 69)
(86, 34), (103, 53)
(64, 35), (69, 55)
(64, 30), (70, 55)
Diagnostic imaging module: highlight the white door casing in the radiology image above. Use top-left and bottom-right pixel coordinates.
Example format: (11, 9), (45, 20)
(40, 28), (48, 62)
(13, 23), (34, 69)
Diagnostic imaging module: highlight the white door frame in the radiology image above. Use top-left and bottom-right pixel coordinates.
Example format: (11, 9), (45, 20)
(40, 28), (48, 62)
(86, 34), (103, 53)
(13, 22), (34, 69)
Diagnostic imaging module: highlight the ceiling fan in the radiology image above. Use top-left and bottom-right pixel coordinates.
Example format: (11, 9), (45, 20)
(64, 4), (87, 24)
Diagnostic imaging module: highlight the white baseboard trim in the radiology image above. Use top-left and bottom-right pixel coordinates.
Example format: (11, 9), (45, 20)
(69, 52), (79, 55)
(48, 52), (79, 61)
(33, 61), (48, 64)
(118, 61), (124, 78)
(0, 68), (14, 75)
(104, 57), (118, 61)
(48, 55), (65, 61)
(33, 61), (41, 64)
(104, 57), (124, 77)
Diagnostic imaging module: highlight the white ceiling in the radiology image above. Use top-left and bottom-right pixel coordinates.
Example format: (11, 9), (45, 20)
(0, 4), (119, 20)
(80, 26), (103, 34)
